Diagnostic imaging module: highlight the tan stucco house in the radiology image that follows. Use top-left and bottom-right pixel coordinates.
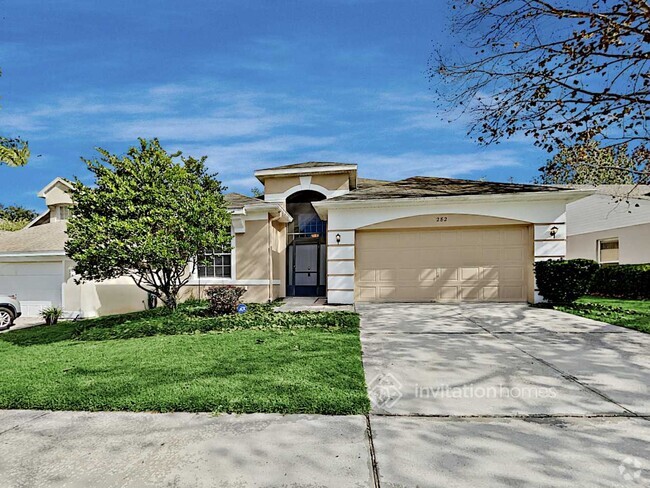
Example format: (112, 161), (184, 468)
(0, 162), (594, 317)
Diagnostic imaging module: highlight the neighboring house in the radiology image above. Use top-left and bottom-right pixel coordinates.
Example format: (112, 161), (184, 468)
(0, 163), (592, 317)
(565, 185), (650, 265)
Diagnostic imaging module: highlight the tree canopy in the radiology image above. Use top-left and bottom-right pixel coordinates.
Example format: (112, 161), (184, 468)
(65, 139), (232, 310)
(431, 0), (650, 163)
(0, 204), (38, 231)
(0, 68), (29, 167)
(534, 140), (647, 184)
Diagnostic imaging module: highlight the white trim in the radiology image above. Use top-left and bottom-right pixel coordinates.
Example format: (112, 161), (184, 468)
(0, 250), (66, 258)
(187, 279), (281, 286)
(254, 164), (357, 182)
(597, 237), (620, 265)
(264, 183), (349, 203)
(313, 189), (594, 218)
(192, 231), (237, 282)
(37, 177), (74, 198)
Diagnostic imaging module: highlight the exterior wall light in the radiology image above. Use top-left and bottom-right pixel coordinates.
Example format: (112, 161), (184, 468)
(549, 226), (559, 239)
(335, 233), (341, 244)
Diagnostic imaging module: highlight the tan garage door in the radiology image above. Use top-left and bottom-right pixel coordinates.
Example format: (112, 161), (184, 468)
(356, 225), (531, 302)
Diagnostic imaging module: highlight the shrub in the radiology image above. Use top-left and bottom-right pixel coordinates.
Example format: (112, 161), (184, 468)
(72, 305), (360, 341)
(40, 306), (63, 326)
(590, 264), (650, 300)
(534, 259), (600, 304)
(206, 286), (247, 315)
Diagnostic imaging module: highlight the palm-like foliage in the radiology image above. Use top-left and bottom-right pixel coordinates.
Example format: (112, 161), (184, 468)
(0, 137), (30, 167)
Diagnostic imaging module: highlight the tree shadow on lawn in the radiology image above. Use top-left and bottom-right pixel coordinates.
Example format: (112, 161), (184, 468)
(0, 321), (78, 346)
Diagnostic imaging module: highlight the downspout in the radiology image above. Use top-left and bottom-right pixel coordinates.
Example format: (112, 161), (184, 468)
(268, 215), (282, 302)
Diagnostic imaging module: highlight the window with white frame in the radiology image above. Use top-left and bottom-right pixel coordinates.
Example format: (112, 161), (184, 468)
(598, 238), (619, 265)
(58, 205), (71, 220)
(197, 248), (232, 278)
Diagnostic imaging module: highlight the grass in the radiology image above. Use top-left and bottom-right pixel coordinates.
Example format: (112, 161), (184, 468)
(0, 302), (370, 414)
(557, 296), (650, 334)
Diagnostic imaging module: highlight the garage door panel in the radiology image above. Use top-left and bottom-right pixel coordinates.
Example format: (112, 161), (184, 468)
(439, 286), (459, 300)
(482, 286), (500, 300)
(482, 230), (501, 245)
(419, 268), (437, 281)
(356, 225), (530, 303)
(482, 266), (499, 280)
(0, 261), (63, 315)
(460, 267), (480, 280)
(397, 268), (421, 282)
(502, 247), (525, 263)
(502, 267), (525, 281)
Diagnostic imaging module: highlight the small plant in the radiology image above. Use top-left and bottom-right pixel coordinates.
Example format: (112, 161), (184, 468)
(40, 306), (63, 326)
(534, 259), (600, 304)
(206, 286), (246, 315)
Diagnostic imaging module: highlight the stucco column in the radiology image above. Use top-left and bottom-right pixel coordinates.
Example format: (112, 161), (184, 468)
(326, 229), (355, 304)
(532, 217), (567, 302)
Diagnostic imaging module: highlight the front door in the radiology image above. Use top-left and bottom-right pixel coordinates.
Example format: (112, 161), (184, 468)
(287, 237), (325, 297)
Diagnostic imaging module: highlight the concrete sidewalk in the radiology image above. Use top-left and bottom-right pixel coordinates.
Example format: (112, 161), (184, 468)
(0, 410), (373, 488)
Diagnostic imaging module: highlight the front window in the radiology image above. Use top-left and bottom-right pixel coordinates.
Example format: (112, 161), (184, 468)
(598, 239), (619, 265)
(197, 249), (232, 278)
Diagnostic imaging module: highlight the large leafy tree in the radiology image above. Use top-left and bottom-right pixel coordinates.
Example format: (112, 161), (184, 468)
(535, 141), (648, 184)
(66, 139), (231, 310)
(431, 0), (650, 180)
(0, 204), (38, 231)
(0, 68), (29, 167)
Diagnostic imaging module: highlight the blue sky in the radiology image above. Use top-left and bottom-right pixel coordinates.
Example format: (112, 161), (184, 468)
(0, 0), (548, 211)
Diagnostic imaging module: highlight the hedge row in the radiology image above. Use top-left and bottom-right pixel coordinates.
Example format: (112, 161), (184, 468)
(590, 264), (650, 300)
(535, 259), (650, 303)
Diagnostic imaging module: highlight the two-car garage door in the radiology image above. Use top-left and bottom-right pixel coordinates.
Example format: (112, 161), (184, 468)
(355, 225), (531, 302)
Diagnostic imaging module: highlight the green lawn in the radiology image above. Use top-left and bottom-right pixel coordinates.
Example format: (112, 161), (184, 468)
(557, 296), (650, 334)
(0, 305), (370, 414)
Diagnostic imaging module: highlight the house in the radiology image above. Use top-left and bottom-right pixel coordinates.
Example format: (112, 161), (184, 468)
(0, 162), (592, 317)
(565, 185), (650, 265)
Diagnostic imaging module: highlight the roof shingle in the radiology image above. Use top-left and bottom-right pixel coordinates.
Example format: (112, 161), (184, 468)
(327, 176), (564, 202)
(0, 221), (67, 253)
(256, 161), (355, 172)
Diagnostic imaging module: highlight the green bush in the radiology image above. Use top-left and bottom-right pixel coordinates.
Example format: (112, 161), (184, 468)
(534, 259), (600, 304)
(590, 264), (650, 300)
(72, 302), (360, 341)
(206, 285), (247, 315)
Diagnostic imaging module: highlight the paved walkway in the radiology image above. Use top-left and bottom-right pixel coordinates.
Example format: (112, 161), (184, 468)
(1, 303), (649, 487)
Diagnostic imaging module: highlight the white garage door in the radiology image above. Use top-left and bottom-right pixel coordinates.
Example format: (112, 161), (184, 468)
(0, 261), (63, 316)
(356, 225), (531, 302)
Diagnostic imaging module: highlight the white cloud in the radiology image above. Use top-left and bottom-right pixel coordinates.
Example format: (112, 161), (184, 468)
(293, 149), (523, 181)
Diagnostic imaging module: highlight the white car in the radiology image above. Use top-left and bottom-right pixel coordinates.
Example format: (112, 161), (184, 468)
(0, 295), (21, 330)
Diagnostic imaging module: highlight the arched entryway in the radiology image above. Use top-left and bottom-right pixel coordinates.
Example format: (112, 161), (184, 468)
(286, 190), (327, 297)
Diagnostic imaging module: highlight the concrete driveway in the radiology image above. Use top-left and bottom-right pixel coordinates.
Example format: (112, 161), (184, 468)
(359, 303), (650, 487)
(1, 304), (648, 487)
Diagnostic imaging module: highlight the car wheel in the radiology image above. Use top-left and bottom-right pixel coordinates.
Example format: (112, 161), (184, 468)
(0, 307), (14, 329)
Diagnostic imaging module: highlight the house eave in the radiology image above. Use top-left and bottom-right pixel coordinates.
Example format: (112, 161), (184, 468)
(313, 189), (594, 219)
(254, 165), (358, 184)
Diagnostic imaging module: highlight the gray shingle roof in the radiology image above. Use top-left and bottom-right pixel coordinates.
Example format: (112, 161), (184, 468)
(327, 176), (564, 202)
(256, 162), (355, 172)
(224, 192), (263, 209)
(0, 221), (67, 253)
